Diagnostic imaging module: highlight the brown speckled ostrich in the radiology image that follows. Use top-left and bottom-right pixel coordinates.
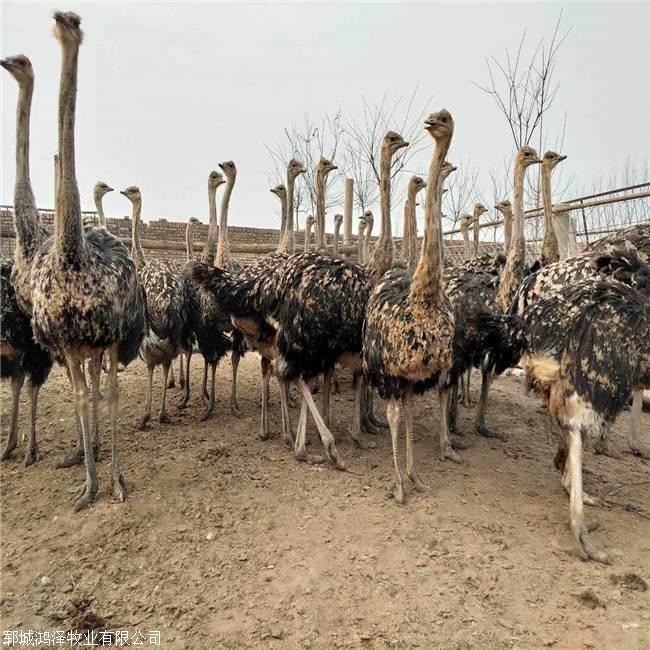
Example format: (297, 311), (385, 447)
(30, 13), (146, 510)
(540, 151), (566, 266)
(314, 157), (338, 251)
(121, 186), (192, 429)
(363, 110), (456, 504)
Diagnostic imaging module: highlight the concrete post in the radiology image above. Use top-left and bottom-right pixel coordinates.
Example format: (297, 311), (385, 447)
(555, 212), (578, 259)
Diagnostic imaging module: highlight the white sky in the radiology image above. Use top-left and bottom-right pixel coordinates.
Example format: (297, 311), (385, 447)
(1, 1), (649, 232)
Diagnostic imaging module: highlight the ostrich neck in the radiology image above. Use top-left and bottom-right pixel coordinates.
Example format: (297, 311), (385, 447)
(13, 77), (40, 260)
(202, 184), (218, 264)
(402, 200), (410, 262)
(304, 223), (312, 252)
(94, 194), (106, 228)
(279, 175), (295, 253)
(372, 147), (394, 280)
(130, 199), (146, 271)
(408, 196), (420, 273)
(186, 226), (195, 262)
(410, 135), (449, 305)
(276, 192), (288, 252)
(55, 44), (84, 264)
(472, 217), (479, 258)
(502, 209), (513, 254)
(315, 172), (326, 251)
(357, 228), (365, 263)
(462, 225), (471, 259)
(364, 224), (373, 266)
(333, 222), (341, 256)
(541, 165), (559, 263)
(496, 162), (527, 310)
(216, 176), (234, 268)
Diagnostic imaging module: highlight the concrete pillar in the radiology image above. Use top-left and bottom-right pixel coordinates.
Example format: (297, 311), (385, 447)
(343, 178), (353, 254)
(555, 212), (578, 259)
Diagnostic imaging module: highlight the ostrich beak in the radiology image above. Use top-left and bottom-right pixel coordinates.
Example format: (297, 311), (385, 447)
(0, 59), (14, 71)
(558, 155), (567, 162)
(106, 186), (114, 193)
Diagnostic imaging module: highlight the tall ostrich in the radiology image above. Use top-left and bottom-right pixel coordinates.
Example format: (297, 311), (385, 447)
(314, 157), (338, 251)
(495, 200), (513, 254)
(471, 203), (488, 256)
(404, 176), (426, 274)
(357, 215), (368, 263)
(93, 181), (113, 228)
(460, 213), (473, 260)
(363, 110), (456, 504)
(277, 160), (306, 254)
(304, 214), (315, 252)
(121, 186), (191, 429)
(332, 214), (344, 256)
(30, 12), (146, 510)
(202, 170), (225, 265)
(271, 184), (288, 251)
(518, 278), (650, 562)
(540, 151), (566, 266)
(0, 54), (53, 466)
(363, 210), (375, 265)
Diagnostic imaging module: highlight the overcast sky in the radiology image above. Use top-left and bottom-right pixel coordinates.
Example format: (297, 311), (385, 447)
(2, 2), (648, 233)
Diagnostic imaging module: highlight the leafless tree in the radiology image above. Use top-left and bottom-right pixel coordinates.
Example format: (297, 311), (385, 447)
(441, 159), (481, 233)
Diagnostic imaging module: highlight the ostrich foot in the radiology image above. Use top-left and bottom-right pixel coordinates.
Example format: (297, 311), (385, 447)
(56, 447), (85, 468)
(177, 397), (189, 410)
(200, 404), (214, 422)
(201, 391), (210, 405)
(440, 445), (463, 464)
(461, 397), (472, 408)
(369, 412), (388, 428)
(408, 470), (428, 492)
(24, 444), (39, 467)
(230, 400), (242, 418)
(362, 417), (383, 435)
(259, 430), (279, 442)
(593, 436), (621, 458)
(323, 438), (346, 471)
(583, 492), (602, 507)
(476, 425), (508, 441)
(112, 471), (128, 503)
(451, 437), (468, 450)
(575, 526), (610, 564)
(137, 414), (151, 430)
(73, 480), (98, 512)
(0, 444), (17, 462)
(386, 480), (405, 505)
(629, 441), (650, 460)
(159, 411), (171, 424)
(295, 449), (326, 465)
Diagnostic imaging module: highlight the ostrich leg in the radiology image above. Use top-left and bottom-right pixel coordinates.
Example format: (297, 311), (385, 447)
(361, 378), (384, 435)
(24, 383), (41, 466)
(178, 350), (192, 409)
(200, 362), (217, 421)
(280, 379), (294, 446)
(367, 385), (388, 428)
(629, 389), (650, 459)
(167, 363), (176, 389)
(332, 368), (341, 394)
(138, 364), (154, 429)
(201, 361), (209, 404)
(159, 362), (172, 423)
(404, 397), (427, 491)
(88, 354), (103, 459)
(386, 398), (405, 504)
(438, 388), (462, 463)
(230, 350), (242, 417)
(475, 370), (507, 441)
(351, 376), (376, 450)
(1, 375), (24, 461)
(106, 345), (127, 502)
(260, 357), (272, 440)
(461, 370), (472, 407)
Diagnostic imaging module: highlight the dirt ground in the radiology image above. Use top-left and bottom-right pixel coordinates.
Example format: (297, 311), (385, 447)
(1, 355), (649, 649)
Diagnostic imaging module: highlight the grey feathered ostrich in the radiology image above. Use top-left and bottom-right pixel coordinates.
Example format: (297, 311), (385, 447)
(304, 214), (315, 252)
(494, 200), (513, 255)
(518, 279), (650, 562)
(121, 186), (192, 428)
(314, 157), (338, 251)
(357, 215), (368, 263)
(93, 181), (113, 227)
(363, 110), (457, 504)
(539, 150), (566, 266)
(0, 54), (53, 466)
(30, 13), (146, 510)
(270, 184), (288, 251)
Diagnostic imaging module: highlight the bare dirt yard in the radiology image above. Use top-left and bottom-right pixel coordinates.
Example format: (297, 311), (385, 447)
(1, 355), (649, 649)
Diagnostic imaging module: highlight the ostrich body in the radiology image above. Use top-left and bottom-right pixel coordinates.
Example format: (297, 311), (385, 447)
(93, 181), (113, 228)
(314, 157), (337, 251)
(363, 110), (457, 504)
(540, 151), (566, 266)
(122, 186), (191, 428)
(518, 279), (650, 562)
(587, 223), (650, 264)
(30, 13), (146, 510)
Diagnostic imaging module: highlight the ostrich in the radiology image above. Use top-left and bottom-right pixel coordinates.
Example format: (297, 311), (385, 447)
(540, 151), (566, 266)
(518, 278), (650, 562)
(93, 181), (113, 228)
(203, 170), (226, 265)
(363, 211), (375, 265)
(363, 110), (456, 504)
(587, 223), (650, 263)
(403, 176), (427, 274)
(332, 214), (344, 256)
(121, 186), (191, 429)
(459, 213), (473, 261)
(304, 214), (315, 252)
(30, 12), (146, 510)
(495, 200), (513, 254)
(314, 157), (338, 251)
(277, 160), (306, 254)
(357, 215), (368, 263)
(0, 55), (53, 467)
(471, 203), (488, 257)
(271, 184), (288, 251)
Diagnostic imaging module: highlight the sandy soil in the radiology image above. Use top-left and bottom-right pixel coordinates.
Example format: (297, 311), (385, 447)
(1, 355), (649, 649)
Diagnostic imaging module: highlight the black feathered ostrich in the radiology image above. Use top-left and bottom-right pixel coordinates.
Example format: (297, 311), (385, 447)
(518, 278), (650, 562)
(30, 13), (146, 510)
(121, 186), (193, 428)
(363, 109), (457, 504)
(0, 54), (53, 466)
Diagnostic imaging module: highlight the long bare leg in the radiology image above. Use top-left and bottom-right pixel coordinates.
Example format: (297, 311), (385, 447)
(386, 398), (405, 504)
(332, 367), (341, 394)
(460, 370), (472, 408)
(475, 370), (507, 441)
(68, 354), (98, 512)
(167, 363), (176, 389)
(294, 397), (321, 463)
(566, 425), (609, 563)
(138, 364), (154, 429)
(24, 382), (41, 466)
(106, 345), (127, 502)
(200, 362), (217, 421)
(57, 366), (85, 468)
(159, 362), (172, 423)
(404, 397), (427, 491)
(295, 379), (345, 470)
(322, 369), (332, 427)
(230, 351), (242, 416)
(352, 376), (375, 449)
(438, 388), (462, 464)
(178, 353), (185, 389)
(629, 388), (649, 459)
(279, 379), (294, 446)
(178, 350), (192, 409)
(1, 375), (24, 461)
(201, 361), (209, 404)
(361, 377), (384, 435)
(367, 385), (388, 428)
(88, 354), (102, 459)
(259, 357), (272, 440)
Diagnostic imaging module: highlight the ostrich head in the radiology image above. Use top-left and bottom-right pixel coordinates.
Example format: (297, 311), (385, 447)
(270, 184), (287, 199)
(424, 109), (454, 140)
(305, 214), (316, 231)
(517, 146), (542, 168)
(460, 213), (473, 233)
(409, 175), (427, 194)
(53, 11), (83, 47)
(334, 214), (344, 228)
(208, 170), (225, 190)
(188, 217), (201, 228)
(120, 186), (141, 205)
(363, 210), (374, 233)
(0, 55), (34, 84)
(94, 181), (113, 200)
(382, 131), (409, 156)
(358, 214), (368, 233)
(473, 203), (488, 221)
(218, 160), (237, 182)
(317, 157), (337, 178)
(494, 199), (512, 215)
(542, 150), (567, 171)
(288, 159), (306, 181)
(440, 161), (457, 182)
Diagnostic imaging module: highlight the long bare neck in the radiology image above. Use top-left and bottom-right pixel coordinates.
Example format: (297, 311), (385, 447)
(496, 163), (527, 310)
(371, 146), (394, 280)
(357, 227), (365, 263)
(541, 165), (559, 264)
(472, 217), (479, 257)
(502, 208), (513, 254)
(216, 176), (234, 268)
(202, 184), (218, 264)
(13, 77), (41, 260)
(365, 223), (373, 266)
(130, 199), (146, 270)
(402, 200), (410, 262)
(333, 221), (341, 256)
(410, 137), (449, 306)
(461, 224), (471, 259)
(406, 194), (419, 273)
(279, 176), (295, 253)
(94, 193), (106, 228)
(186, 225), (195, 262)
(304, 222), (312, 252)
(315, 172), (326, 251)
(55, 43), (84, 264)
(276, 193), (288, 252)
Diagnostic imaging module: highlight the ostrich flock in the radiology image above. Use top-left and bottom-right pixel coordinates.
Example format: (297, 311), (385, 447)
(1, 12), (649, 565)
